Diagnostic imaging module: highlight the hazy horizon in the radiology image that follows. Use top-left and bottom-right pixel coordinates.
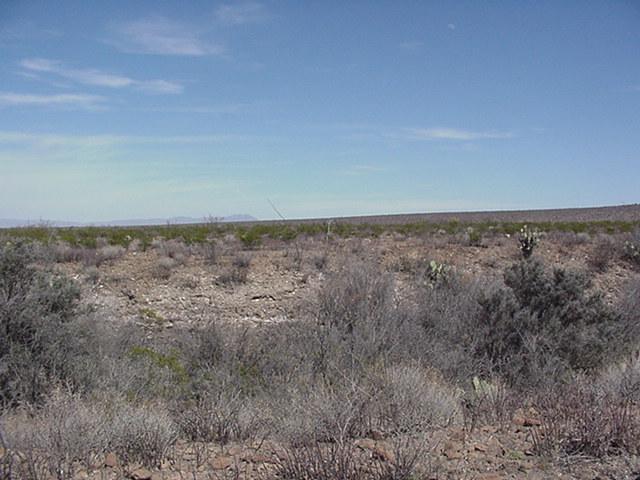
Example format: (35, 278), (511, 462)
(1, 1), (639, 221)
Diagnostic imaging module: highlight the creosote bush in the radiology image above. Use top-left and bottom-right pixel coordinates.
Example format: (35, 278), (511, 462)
(0, 241), (80, 405)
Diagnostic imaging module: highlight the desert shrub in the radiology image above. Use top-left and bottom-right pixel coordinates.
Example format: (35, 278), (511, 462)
(0, 242), (80, 405)
(462, 376), (516, 433)
(218, 253), (251, 284)
(154, 256), (176, 279)
(176, 386), (265, 447)
(313, 252), (328, 271)
(475, 258), (627, 386)
(417, 276), (488, 383)
(588, 234), (617, 272)
(531, 376), (640, 457)
(152, 238), (189, 265)
(108, 400), (177, 467)
(200, 240), (217, 266)
(2, 391), (108, 477)
(96, 245), (125, 263)
(370, 365), (461, 434)
(313, 261), (416, 374)
(465, 227), (483, 247)
(273, 381), (371, 443)
(275, 432), (432, 480)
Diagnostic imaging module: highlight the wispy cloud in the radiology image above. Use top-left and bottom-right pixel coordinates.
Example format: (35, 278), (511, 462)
(20, 58), (183, 94)
(108, 16), (224, 56)
(399, 41), (423, 51)
(0, 92), (105, 109)
(398, 127), (513, 141)
(340, 164), (386, 176)
(215, 2), (269, 25)
(0, 131), (248, 148)
(447, 23), (456, 30)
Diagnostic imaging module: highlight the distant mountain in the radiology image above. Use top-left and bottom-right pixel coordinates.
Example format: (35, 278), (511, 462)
(0, 215), (257, 229)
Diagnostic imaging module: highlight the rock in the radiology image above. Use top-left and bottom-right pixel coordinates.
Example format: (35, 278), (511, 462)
(486, 437), (505, 456)
(355, 438), (377, 451)
(242, 451), (274, 464)
(130, 468), (153, 480)
(513, 415), (541, 427)
(371, 444), (395, 464)
(476, 474), (503, 480)
(442, 440), (464, 460)
(355, 439), (395, 463)
(211, 455), (234, 470)
(104, 452), (118, 468)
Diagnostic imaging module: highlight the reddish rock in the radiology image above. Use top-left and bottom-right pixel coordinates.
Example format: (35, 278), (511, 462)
(130, 468), (153, 480)
(104, 452), (118, 468)
(211, 455), (234, 470)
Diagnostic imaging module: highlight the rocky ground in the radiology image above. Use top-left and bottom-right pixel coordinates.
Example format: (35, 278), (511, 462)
(44, 230), (640, 480)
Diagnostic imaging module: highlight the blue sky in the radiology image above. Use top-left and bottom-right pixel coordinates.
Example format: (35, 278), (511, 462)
(1, 1), (639, 221)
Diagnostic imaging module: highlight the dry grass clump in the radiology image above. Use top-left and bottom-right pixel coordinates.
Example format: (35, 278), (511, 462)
(150, 238), (191, 279)
(1, 391), (177, 477)
(217, 253), (252, 284)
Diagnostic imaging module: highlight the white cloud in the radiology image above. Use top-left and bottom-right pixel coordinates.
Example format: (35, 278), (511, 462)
(108, 17), (224, 56)
(400, 127), (513, 141)
(399, 41), (423, 51)
(340, 164), (386, 176)
(448, 23), (456, 30)
(0, 92), (105, 109)
(215, 2), (269, 25)
(0, 131), (247, 149)
(20, 58), (183, 94)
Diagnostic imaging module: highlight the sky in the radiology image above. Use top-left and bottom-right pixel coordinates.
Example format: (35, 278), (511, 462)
(0, 1), (639, 222)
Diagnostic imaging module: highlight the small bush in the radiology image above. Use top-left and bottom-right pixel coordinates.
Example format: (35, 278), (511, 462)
(154, 256), (176, 279)
(588, 235), (617, 272)
(532, 376), (640, 457)
(218, 253), (251, 284)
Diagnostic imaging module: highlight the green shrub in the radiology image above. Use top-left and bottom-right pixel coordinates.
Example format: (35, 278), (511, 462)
(475, 259), (627, 386)
(0, 242), (80, 405)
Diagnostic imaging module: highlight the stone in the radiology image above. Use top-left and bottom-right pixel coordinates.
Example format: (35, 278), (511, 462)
(442, 440), (463, 460)
(105, 452), (119, 468)
(210, 455), (234, 470)
(130, 468), (153, 480)
(476, 474), (503, 480)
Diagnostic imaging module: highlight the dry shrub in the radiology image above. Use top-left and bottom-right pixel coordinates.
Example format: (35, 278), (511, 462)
(109, 400), (178, 467)
(152, 238), (189, 265)
(200, 240), (218, 266)
(2, 391), (109, 479)
(218, 253), (251, 284)
(371, 365), (461, 434)
(588, 234), (618, 272)
(275, 435), (434, 480)
(1, 392), (177, 474)
(176, 387), (264, 446)
(154, 256), (176, 279)
(531, 376), (640, 457)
